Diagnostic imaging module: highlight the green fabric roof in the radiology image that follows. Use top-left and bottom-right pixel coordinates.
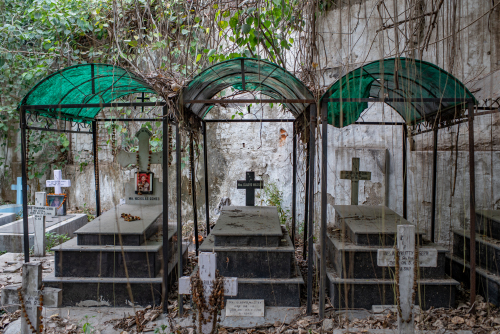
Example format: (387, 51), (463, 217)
(19, 63), (158, 123)
(180, 57), (314, 118)
(320, 58), (477, 127)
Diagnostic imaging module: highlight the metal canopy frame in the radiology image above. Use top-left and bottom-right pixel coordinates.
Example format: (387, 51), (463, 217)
(17, 62), (483, 319)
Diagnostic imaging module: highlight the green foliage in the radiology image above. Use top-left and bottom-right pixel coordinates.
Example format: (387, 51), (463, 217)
(81, 203), (95, 222)
(79, 315), (96, 334)
(263, 182), (290, 226)
(45, 232), (71, 252)
(154, 324), (169, 334)
(0, 250), (7, 256)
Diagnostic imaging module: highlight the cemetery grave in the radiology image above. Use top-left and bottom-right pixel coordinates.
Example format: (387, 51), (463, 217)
(318, 205), (459, 310)
(448, 209), (500, 306)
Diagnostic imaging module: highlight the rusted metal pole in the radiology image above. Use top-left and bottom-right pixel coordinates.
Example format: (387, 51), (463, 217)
(307, 104), (316, 315)
(190, 133), (199, 255)
(319, 103), (328, 319)
(203, 121), (210, 235)
(292, 122), (297, 245)
(468, 100), (477, 311)
(176, 124), (183, 316)
(303, 141), (310, 259)
(430, 127), (438, 242)
(20, 107), (30, 262)
(162, 107), (169, 313)
(402, 124), (407, 219)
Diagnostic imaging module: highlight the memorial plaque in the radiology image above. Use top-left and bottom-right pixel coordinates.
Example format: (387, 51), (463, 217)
(377, 248), (438, 267)
(27, 206), (56, 217)
(225, 299), (265, 317)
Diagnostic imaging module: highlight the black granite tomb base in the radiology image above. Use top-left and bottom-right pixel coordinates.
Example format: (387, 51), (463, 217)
(327, 272), (458, 310)
(453, 229), (500, 276)
(44, 243), (188, 306)
(446, 254), (500, 307)
(199, 233), (294, 278)
(475, 210), (500, 240)
(327, 232), (448, 279)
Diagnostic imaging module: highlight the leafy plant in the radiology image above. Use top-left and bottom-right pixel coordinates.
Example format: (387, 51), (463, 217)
(82, 203), (95, 222)
(79, 315), (96, 334)
(263, 182), (291, 227)
(154, 324), (169, 334)
(45, 232), (71, 252)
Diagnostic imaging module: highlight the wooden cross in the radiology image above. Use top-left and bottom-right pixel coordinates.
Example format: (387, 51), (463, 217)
(237, 171), (264, 206)
(179, 253), (238, 334)
(340, 157), (371, 205)
(28, 192), (56, 257)
(116, 128), (162, 171)
(377, 225), (438, 334)
(11, 177), (29, 205)
(45, 170), (70, 194)
(20, 262), (43, 334)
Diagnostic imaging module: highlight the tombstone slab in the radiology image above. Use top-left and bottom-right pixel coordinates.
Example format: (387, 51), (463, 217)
(211, 206), (283, 247)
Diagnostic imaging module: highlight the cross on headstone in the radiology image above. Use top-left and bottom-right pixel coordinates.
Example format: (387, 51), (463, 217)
(11, 177), (29, 205)
(377, 225), (438, 334)
(28, 192), (56, 257)
(20, 262), (43, 334)
(117, 128), (162, 171)
(46, 170), (71, 194)
(340, 157), (371, 205)
(237, 171), (264, 206)
(179, 252), (238, 334)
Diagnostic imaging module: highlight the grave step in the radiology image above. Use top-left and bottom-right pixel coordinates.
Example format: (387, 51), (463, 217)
(316, 245), (459, 310)
(211, 206), (283, 247)
(199, 227), (294, 279)
(446, 254), (500, 307)
(53, 225), (177, 278)
(43, 243), (188, 307)
(74, 204), (162, 246)
(475, 210), (500, 240)
(191, 260), (303, 307)
(334, 205), (425, 246)
(452, 229), (500, 276)
(326, 230), (448, 279)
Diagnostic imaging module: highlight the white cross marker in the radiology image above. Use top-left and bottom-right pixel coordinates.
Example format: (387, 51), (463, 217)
(45, 170), (70, 194)
(377, 225), (438, 334)
(28, 192), (56, 257)
(20, 262), (43, 334)
(179, 253), (238, 334)
(11, 177), (29, 205)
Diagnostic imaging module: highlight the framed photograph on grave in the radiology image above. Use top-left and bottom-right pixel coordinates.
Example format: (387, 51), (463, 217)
(47, 194), (66, 216)
(135, 172), (154, 195)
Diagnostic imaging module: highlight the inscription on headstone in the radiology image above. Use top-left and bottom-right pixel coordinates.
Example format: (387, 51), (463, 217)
(226, 300), (265, 317)
(179, 253), (238, 334)
(377, 225), (437, 334)
(28, 192), (56, 257)
(340, 157), (371, 205)
(237, 171), (263, 206)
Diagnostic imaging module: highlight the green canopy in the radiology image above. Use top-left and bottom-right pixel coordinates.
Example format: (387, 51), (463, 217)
(180, 57), (314, 118)
(320, 58), (477, 127)
(19, 63), (158, 123)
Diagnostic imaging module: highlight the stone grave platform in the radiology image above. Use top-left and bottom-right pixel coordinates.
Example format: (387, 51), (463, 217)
(74, 204), (162, 246)
(198, 206), (303, 307)
(0, 214), (88, 253)
(447, 209), (500, 306)
(44, 204), (187, 307)
(0, 204), (23, 216)
(319, 205), (458, 310)
(0, 213), (15, 226)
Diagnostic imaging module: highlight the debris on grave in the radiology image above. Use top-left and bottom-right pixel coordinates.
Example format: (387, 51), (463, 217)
(121, 213), (141, 221)
(107, 305), (161, 331)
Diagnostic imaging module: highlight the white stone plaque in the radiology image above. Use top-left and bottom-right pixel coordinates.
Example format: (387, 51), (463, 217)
(27, 206), (56, 216)
(225, 299), (265, 317)
(377, 248), (438, 267)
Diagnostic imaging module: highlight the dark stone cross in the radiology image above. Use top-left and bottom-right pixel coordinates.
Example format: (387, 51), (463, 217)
(340, 157), (371, 205)
(237, 171), (264, 206)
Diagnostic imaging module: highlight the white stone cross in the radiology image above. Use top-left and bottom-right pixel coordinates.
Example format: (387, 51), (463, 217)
(11, 177), (29, 205)
(179, 252), (238, 334)
(45, 170), (70, 194)
(377, 225), (438, 334)
(116, 128), (163, 171)
(28, 192), (56, 257)
(20, 262), (43, 334)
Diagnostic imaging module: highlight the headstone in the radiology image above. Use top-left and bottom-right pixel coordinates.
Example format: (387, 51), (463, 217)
(46, 170), (70, 215)
(11, 177), (29, 205)
(20, 262), (43, 334)
(236, 171), (264, 206)
(340, 157), (371, 205)
(179, 252), (238, 334)
(117, 128), (163, 205)
(28, 192), (56, 257)
(225, 300), (265, 317)
(377, 225), (438, 334)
